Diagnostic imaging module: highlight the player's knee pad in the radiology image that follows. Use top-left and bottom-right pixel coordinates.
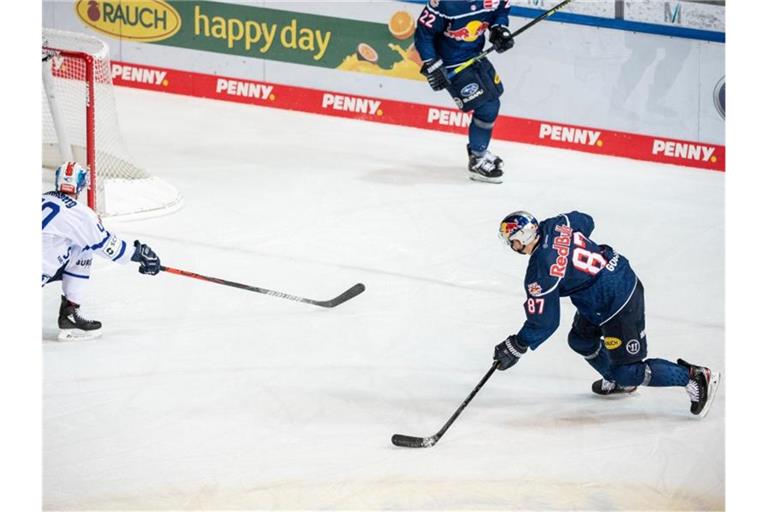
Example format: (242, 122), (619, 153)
(568, 314), (602, 357)
(611, 362), (650, 387)
(568, 330), (601, 359)
(473, 99), (501, 123)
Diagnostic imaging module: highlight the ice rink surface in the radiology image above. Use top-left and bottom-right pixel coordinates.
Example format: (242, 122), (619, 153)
(43, 88), (724, 510)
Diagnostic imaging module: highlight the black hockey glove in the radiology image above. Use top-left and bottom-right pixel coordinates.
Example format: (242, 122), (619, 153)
(494, 335), (528, 371)
(420, 59), (450, 91)
(489, 25), (515, 53)
(131, 240), (161, 275)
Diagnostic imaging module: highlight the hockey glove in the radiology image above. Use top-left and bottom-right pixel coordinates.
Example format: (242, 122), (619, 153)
(420, 59), (450, 91)
(131, 240), (161, 275)
(489, 25), (515, 53)
(494, 335), (528, 371)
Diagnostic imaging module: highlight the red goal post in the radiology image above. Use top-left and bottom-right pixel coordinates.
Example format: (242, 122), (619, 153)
(42, 29), (182, 218)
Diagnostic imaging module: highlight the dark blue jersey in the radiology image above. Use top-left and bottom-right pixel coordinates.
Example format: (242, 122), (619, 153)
(414, 0), (511, 66)
(516, 212), (638, 349)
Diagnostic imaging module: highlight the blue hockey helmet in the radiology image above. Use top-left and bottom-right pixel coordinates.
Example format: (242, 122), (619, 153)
(499, 211), (539, 253)
(54, 161), (90, 196)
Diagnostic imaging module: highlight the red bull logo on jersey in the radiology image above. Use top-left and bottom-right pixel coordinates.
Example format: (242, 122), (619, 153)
(549, 224), (573, 278)
(527, 282), (543, 296)
(444, 20), (489, 42)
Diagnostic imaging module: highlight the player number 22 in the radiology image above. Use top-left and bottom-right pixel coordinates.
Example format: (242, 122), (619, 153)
(419, 11), (436, 28)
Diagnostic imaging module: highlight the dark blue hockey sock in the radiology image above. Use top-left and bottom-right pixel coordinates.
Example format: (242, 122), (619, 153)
(585, 346), (614, 381)
(645, 358), (690, 387)
(612, 362), (648, 387)
(468, 99), (500, 154)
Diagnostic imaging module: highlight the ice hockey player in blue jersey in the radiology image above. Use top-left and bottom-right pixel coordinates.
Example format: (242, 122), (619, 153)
(42, 162), (161, 341)
(415, 0), (515, 184)
(493, 210), (720, 417)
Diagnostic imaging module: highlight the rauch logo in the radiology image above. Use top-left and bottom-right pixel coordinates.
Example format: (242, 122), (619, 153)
(75, 0), (181, 42)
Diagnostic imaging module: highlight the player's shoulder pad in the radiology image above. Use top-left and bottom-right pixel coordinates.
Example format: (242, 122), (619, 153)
(562, 210), (594, 235)
(69, 197), (101, 223)
(426, 0), (447, 16)
(44, 191), (79, 209)
(555, 212), (573, 226)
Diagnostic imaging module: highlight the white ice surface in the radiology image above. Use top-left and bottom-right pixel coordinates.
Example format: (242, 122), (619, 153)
(43, 88), (724, 510)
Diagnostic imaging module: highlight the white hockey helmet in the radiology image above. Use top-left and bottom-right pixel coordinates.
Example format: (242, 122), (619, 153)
(54, 161), (90, 196)
(499, 211), (539, 253)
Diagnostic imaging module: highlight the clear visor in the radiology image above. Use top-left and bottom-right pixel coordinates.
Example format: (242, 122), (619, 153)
(499, 225), (525, 245)
(499, 223), (535, 252)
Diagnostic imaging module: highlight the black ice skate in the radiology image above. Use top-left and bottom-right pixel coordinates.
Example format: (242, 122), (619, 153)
(678, 359), (721, 417)
(58, 296), (102, 341)
(467, 147), (504, 184)
(591, 378), (637, 396)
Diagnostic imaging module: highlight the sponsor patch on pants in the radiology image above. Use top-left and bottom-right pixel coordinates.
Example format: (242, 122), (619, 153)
(604, 337), (622, 350)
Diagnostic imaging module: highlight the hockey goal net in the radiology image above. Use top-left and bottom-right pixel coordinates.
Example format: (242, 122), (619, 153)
(42, 28), (182, 218)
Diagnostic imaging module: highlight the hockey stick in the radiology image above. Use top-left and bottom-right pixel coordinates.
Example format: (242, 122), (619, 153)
(447, 0), (575, 79)
(160, 265), (365, 308)
(392, 361), (499, 448)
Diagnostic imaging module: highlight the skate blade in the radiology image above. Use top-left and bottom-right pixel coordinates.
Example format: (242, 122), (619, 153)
(698, 371), (721, 418)
(594, 387), (638, 397)
(468, 173), (503, 184)
(57, 328), (103, 342)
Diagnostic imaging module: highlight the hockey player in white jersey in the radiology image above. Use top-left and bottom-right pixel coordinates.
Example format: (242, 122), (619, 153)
(42, 162), (161, 341)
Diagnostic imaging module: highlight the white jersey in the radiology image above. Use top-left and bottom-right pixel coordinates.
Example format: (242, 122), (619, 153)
(42, 192), (133, 284)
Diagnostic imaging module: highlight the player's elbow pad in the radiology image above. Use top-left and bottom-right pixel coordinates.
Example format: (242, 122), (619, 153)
(101, 234), (127, 261)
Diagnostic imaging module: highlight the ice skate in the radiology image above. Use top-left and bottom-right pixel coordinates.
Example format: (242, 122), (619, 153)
(58, 296), (102, 341)
(591, 378), (637, 396)
(678, 359), (720, 417)
(467, 147), (504, 184)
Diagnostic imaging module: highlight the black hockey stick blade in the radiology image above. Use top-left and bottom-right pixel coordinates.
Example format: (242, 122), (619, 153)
(391, 434), (440, 448)
(391, 362), (499, 448)
(309, 282), (366, 308)
(161, 265), (365, 308)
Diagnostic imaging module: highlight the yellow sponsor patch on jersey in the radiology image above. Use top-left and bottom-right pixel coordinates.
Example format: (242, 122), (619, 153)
(604, 337), (622, 350)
